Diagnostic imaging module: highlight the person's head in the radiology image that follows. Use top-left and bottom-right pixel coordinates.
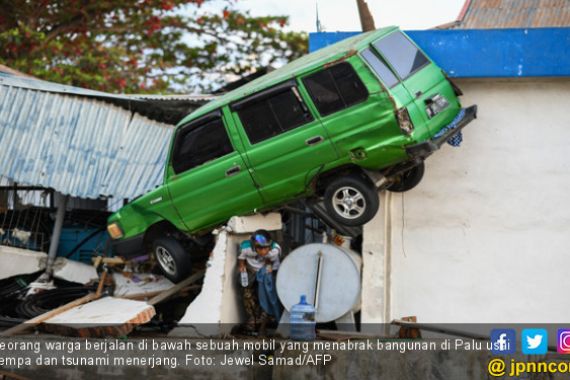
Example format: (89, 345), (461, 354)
(251, 229), (272, 256)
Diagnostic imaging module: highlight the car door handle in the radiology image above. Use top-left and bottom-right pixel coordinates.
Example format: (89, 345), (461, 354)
(306, 136), (324, 146)
(225, 165), (241, 177)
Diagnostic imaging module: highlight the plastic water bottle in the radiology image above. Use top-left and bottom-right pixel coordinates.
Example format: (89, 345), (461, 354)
(240, 271), (248, 287)
(289, 295), (316, 340)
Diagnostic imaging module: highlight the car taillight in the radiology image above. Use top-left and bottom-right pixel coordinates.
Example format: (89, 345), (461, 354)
(396, 107), (414, 135)
(425, 94), (450, 119)
(107, 223), (124, 240)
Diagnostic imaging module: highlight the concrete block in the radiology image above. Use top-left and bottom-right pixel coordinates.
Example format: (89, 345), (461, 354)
(0, 245), (47, 280)
(227, 213), (282, 234)
(52, 257), (98, 285)
(113, 273), (175, 297)
(169, 230), (243, 337)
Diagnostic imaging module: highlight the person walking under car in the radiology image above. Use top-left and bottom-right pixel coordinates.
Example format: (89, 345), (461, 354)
(238, 229), (282, 334)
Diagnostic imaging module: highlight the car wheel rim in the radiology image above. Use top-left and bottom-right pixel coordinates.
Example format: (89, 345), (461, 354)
(156, 246), (177, 276)
(332, 186), (366, 220)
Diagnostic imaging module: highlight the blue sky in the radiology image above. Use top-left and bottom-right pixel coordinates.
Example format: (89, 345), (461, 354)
(231, 0), (466, 32)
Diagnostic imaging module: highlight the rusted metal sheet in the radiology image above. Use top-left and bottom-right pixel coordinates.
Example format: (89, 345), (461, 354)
(453, 0), (570, 29)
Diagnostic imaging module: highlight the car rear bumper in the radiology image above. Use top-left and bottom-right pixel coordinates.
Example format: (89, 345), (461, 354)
(405, 105), (477, 158)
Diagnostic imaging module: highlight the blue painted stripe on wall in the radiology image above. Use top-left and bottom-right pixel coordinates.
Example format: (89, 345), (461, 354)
(309, 28), (570, 78)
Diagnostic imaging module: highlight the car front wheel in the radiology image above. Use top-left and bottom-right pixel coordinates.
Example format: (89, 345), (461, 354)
(324, 175), (379, 227)
(152, 237), (191, 283)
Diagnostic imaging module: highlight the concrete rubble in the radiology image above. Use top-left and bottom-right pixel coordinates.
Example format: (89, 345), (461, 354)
(0, 245), (47, 280)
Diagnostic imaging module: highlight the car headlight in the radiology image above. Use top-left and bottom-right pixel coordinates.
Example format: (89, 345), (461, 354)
(425, 94), (450, 119)
(107, 223), (124, 240)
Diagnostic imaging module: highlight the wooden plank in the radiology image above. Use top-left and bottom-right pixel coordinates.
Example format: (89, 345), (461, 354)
(95, 271), (107, 298)
(43, 297), (156, 338)
(147, 270), (205, 306)
(0, 293), (98, 336)
(119, 290), (165, 301)
(120, 285), (202, 301)
(91, 256), (125, 266)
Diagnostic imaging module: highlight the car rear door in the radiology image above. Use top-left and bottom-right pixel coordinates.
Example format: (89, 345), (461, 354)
(371, 30), (459, 135)
(166, 111), (263, 232)
(360, 46), (427, 138)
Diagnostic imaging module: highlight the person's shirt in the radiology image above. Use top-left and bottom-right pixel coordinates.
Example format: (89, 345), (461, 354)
(238, 240), (281, 271)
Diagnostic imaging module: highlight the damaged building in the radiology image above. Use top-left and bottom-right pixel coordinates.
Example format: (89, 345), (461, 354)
(312, 0), (570, 328)
(0, 66), (212, 327)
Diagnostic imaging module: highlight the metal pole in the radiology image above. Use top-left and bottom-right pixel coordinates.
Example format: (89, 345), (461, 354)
(356, 0), (376, 32)
(314, 251), (324, 310)
(45, 193), (68, 277)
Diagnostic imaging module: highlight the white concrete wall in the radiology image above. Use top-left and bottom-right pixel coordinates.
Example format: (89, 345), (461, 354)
(385, 79), (570, 323)
(170, 213), (282, 337)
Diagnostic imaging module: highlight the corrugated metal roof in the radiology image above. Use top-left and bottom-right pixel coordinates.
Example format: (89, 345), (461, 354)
(451, 0), (570, 29)
(0, 84), (174, 201)
(0, 74), (212, 125)
(128, 93), (216, 102)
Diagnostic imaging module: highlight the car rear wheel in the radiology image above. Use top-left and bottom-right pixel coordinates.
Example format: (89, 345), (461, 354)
(324, 175), (379, 226)
(152, 237), (191, 283)
(387, 162), (425, 193)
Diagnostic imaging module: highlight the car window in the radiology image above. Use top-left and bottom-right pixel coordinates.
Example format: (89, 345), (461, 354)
(303, 62), (368, 117)
(172, 115), (233, 174)
(361, 48), (399, 88)
(236, 87), (313, 145)
(373, 31), (429, 80)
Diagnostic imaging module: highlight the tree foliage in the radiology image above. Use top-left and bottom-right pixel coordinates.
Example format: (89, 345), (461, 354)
(0, 0), (307, 93)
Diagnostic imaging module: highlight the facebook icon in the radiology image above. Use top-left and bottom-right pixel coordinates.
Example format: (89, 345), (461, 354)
(490, 329), (516, 354)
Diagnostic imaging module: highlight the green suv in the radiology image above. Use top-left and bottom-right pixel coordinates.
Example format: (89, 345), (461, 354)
(107, 26), (477, 281)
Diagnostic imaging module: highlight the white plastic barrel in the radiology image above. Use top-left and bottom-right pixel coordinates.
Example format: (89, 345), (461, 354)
(276, 243), (361, 323)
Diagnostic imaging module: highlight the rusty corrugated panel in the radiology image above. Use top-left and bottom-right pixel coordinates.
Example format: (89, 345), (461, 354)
(0, 84), (174, 201)
(451, 0), (570, 28)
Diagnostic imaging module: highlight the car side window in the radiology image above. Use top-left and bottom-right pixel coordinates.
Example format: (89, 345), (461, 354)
(171, 114), (234, 174)
(372, 31), (429, 80)
(302, 62), (368, 117)
(361, 48), (399, 88)
(235, 86), (313, 145)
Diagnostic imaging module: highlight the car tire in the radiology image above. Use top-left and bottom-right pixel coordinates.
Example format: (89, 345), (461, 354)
(387, 162), (425, 193)
(324, 175), (379, 227)
(152, 237), (191, 283)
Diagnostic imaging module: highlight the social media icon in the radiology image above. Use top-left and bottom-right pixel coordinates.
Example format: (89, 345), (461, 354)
(522, 329), (548, 354)
(557, 329), (570, 354)
(490, 329), (516, 354)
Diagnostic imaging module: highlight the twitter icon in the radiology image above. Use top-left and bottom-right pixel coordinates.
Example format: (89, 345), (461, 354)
(522, 329), (548, 354)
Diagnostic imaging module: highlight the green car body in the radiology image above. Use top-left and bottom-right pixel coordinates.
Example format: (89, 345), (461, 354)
(108, 26), (476, 262)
